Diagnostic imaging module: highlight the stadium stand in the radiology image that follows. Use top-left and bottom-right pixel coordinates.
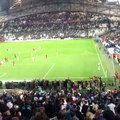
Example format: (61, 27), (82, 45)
(0, 71), (118, 119)
(0, 0), (120, 120)
(0, 79), (120, 120)
(0, 12), (119, 41)
(0, 0), (120, 41)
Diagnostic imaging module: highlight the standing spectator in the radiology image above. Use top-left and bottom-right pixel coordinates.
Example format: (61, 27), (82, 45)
(107, 100), (116, 114)
(71, 110), (79, 120)
(115, 104), (120, 120)
(103, 110), (115, 120)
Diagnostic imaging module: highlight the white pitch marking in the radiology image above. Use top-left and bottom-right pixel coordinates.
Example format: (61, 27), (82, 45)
(43, 64), (55, 79)
(92, 40), (106, 77)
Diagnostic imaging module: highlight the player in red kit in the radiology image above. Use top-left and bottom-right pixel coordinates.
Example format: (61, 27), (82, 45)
(5, 57), (8, 62)
(115, 71), (118, 79)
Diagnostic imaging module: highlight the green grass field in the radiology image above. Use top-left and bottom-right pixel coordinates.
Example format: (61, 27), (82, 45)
(0, 38), (118, 82)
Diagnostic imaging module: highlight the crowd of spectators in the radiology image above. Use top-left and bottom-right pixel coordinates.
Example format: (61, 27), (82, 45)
(107, 30), (120, 46)
(98, 29), (120, 47)
(4, 77), (106, 91)
(0, 78), (120, 120)
(0, 11), (117, 40)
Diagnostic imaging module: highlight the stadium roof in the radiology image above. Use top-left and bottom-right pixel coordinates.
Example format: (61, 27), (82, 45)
(0, 0), (119, 18)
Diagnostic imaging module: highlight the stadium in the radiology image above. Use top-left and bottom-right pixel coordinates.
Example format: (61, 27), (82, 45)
(0, 0), (120, 120)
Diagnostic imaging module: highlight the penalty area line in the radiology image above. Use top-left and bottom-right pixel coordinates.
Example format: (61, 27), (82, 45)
(43, 64), (55, 79)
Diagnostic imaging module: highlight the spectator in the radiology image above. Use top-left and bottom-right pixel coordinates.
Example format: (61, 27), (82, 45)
(103, 110), (115, 120)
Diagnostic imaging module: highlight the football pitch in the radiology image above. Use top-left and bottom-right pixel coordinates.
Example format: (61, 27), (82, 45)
(0, 38), (117, 82)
